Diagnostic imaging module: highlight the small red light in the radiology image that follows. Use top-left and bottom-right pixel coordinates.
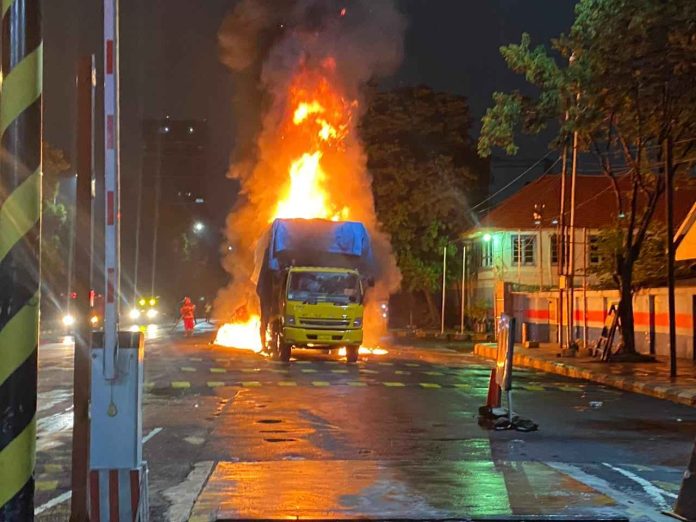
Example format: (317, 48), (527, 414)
(340, 8), (346, 16)
(71, 292), (77, 300)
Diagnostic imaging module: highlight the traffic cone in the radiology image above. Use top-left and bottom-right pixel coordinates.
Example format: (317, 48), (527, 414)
(486, 368), (501, 409)
(667, 438), (696, 521)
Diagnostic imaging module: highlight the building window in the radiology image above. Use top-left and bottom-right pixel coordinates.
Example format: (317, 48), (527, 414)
(589, 235), (601, 265)
(481, 239), (493, 268)
(512, 234), (536, 266)
(550, 234), (558, 265)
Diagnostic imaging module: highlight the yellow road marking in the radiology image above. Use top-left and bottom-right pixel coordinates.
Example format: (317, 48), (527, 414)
(347, 381), (367, 387)
(43, 464), (62, 473)
(180, 367), (196, 373)
(378, 362), (394, 366)
(331, 369), (348, 374)
(395, 370), (410, 375)
(405, 363), (420, 367)
(171, 381), (191, 389)
(241, 381), (261, 387)
(207, 382), (225, 388)
(35, 480), (58, 492)
(424, 371), (444, 376)
(384, 382), (405, 387)
(301, 368), (317, 373)
(523, 385), (545, 391)
(360, 369), (379, 374)
(559, 385), (583, 392)
(209, 368), (227, 373)
(453, 383), (471, 388)
(312, 381), (331, 387)
(241, 368), (260, 373)
(420, 383), (441, 389)
(189, 357), (203, 362)
(278, 381), (297, 387)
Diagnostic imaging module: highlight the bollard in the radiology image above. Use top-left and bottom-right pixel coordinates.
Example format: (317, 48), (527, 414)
(666, 438), (696, 521)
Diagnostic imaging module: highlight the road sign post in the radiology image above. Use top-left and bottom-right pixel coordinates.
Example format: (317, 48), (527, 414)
(0, 0), (42, 518)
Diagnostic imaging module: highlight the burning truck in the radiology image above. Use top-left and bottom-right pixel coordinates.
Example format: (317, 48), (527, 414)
(257, 218), (375, 362)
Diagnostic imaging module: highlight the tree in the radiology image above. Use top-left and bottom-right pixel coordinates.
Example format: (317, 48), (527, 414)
(478, 0), (696, 354)
(361, 86), (487, 325)
(41, 144), (71, 309)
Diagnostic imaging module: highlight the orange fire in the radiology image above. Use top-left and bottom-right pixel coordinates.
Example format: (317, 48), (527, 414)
(214, 62), (384, 355)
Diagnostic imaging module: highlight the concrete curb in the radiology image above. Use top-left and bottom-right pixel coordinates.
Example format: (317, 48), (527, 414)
(474, 343), (696, 408)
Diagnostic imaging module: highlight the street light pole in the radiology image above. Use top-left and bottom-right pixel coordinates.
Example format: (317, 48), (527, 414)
(460, 244), (466, 335)
(665, 136), (677, 378)
(441, 245), (447, 335)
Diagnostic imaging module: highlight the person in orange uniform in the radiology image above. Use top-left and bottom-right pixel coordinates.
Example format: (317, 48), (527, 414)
(180, 296), (196, 337)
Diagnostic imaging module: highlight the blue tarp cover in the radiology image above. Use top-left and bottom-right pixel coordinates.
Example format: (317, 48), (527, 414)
(268, 218), (374, 272)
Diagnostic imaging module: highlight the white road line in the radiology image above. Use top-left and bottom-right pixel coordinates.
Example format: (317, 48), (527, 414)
(35, 427), (165, 515)
(546, 461), (673, 522)
(35, 490), (71, 515)
(164, 461), (215, 522)
(143, 426), (163, 444)
(603, 462), (678, 506)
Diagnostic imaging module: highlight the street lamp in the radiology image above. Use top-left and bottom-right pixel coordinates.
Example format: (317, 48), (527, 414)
(193, 221), (205, 233)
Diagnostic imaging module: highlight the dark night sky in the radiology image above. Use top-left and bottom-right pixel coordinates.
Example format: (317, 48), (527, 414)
(43, 0), (577, 215)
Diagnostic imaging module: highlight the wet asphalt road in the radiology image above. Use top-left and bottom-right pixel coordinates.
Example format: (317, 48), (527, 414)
(35, 325), (695, 521)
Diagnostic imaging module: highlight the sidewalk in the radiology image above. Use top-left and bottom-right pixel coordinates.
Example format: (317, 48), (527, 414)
(474, 342), (696, 407)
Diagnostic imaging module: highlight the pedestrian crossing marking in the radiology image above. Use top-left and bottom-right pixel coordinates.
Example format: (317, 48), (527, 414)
(405, 363), (420, 367)
(360, 369), (379, 374)
(241, 381), (261, 387)
(207, 381), (225, 388)
(189, 357), (203, 362)
(395, 370), (410, 375)
(181, 367), (197, 372)
(241, 368), (260, 373)
(270, 369), (289, 374)
(522, 385), (545, 391)
(331, 369), (349, 374)
(312, 381), (331, 387)
(172, 381), (191, 389)
(559, 385), (583, 392)
(278, 381), (297, 387)
(43, 463), (63, 473)
(453, 383), (471, 389)
(384, 382), (405, 387)
(210, 368), (227, 373)
(347, 381), (367, 387)
(35, 480), (58, 491)
(424, 371), (444, 376)
(296, 361), (311, 364)
(378, 362), (394, 366)
(420, 383), (441, 389)
(301, 369), (317, 373)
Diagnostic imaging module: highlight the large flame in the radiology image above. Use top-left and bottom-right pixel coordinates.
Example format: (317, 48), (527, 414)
(215, 65), (355, 351)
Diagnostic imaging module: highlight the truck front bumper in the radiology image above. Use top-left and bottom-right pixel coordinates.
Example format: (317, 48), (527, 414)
(282, 326), (362, 347)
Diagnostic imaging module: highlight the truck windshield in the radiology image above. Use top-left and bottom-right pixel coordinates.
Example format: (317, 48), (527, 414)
(287, 271), (361, 304)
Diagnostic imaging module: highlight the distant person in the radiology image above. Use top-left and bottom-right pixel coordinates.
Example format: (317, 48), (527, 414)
(204, 302), (212, 323)
(180, 296), (196, 337)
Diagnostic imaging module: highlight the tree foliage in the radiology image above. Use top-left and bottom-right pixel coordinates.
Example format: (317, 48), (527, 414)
(478, 0), (696, 352)
(361, 86), (487, 324)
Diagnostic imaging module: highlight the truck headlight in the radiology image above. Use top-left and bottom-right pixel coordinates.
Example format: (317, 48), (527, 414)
(62, 314), (75, 327)
(129, 308), (141, 320)
(353, 318), (363, 327)
(146, 308), (158, 320)
(284, 315), (295, 325)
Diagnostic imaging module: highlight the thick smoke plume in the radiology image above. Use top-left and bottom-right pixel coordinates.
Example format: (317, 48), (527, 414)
(216, 0), (406, 344)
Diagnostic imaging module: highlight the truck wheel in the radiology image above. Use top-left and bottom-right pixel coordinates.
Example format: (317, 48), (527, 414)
(346, 345), (359, 363)
(278, 342), (291, 362)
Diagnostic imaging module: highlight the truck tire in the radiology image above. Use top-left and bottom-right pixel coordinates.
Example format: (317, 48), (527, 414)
(346, 345), (359, 363)
(278, 342), (291, 362)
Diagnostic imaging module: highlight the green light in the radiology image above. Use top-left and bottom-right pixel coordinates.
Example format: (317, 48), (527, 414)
(482, 233), (492, 242)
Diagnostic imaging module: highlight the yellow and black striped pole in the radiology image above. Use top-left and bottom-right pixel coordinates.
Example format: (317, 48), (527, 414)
(0, 0), (42, 519)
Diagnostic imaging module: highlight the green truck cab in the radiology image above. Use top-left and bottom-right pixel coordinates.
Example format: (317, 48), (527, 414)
(257, 219), (375, 363)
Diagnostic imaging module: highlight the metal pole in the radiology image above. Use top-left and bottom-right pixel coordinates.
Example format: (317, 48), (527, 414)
(0, 0), (42, 517)
(517, 231), (521, 284)
(132, 165), (143, 305)
(440, 245), (447, 335)
(558, 140), (568, 348)
(567, 129), (578, 347)
(665, 136), (677, 378)
(70, 54), (95, 521)
(460, 245), (466, 334)
(103, 0), (120, 379)
(582, 227), (588, 350)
